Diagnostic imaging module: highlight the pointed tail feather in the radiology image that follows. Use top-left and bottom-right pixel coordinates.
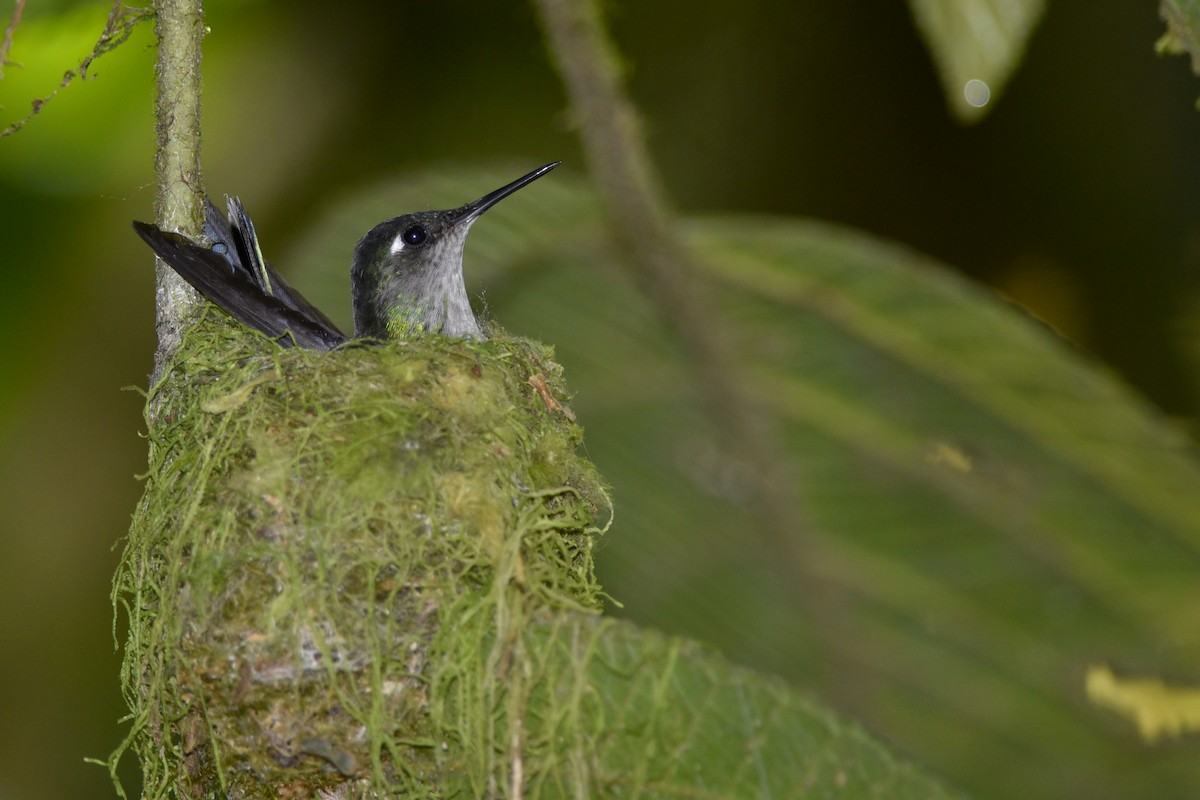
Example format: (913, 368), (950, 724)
(220, 197), (345, 334)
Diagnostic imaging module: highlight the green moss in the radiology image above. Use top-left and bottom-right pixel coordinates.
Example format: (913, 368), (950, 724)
(109, 314), (610, 798)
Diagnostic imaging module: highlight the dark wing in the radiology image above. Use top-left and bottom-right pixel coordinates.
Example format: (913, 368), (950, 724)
(133, 220), (348, 351)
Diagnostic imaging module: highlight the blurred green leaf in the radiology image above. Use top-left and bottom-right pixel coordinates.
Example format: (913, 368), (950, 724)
(289, 164), (1200, 800)
(908, 0), (1046, 122)
(516, 614), (961, 799)
(1160, 0), (1200, 75)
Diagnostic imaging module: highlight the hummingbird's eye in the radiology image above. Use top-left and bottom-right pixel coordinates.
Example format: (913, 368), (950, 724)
(401, 225), (428, 247)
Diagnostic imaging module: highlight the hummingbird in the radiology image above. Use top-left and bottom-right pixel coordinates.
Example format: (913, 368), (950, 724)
(133, 162), (560, 350)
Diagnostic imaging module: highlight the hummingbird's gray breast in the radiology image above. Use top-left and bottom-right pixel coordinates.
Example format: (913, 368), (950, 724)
(379, 228), (482, 340)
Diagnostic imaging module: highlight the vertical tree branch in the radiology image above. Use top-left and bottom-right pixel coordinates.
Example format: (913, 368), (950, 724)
(531, 0), (807, 558)
(151, 0), (205, 376)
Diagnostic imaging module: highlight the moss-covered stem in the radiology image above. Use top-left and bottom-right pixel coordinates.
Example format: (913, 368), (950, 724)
(531, 0), (813, 574)
(151, 0), (205, 375)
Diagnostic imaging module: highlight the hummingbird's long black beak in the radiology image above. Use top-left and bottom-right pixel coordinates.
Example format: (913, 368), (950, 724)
(448, 162), (561, 224)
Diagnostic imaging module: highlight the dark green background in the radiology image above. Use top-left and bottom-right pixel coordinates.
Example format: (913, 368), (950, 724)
(1, 2), (1197, 798)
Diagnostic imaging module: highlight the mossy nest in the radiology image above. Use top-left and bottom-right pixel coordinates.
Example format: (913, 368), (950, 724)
(111, 314), (610, 798)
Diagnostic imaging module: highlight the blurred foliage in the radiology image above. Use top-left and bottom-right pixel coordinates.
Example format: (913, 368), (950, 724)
(908, 0), (1046, 122)
(1160, 0), (1200, 79)
(3, 1), (1200, 799)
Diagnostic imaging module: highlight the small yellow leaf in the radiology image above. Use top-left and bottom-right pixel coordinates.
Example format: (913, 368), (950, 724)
(1086, 664), (1200, 743)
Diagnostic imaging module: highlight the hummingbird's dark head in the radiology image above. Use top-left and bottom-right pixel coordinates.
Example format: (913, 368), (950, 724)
(351, 162), (560, 341)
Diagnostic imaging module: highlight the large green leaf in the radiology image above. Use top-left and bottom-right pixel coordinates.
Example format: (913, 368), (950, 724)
(286, 165), (1200, 800)
(516, 614), (960, 799)
(907, 0), (1046, 122)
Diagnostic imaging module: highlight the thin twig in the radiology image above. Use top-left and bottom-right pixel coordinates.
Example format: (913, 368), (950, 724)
(531, 0), (805, 555)
(0, 2), (149, 137)
(530, 2), (872, 681)
(0, 0), (26, 80)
